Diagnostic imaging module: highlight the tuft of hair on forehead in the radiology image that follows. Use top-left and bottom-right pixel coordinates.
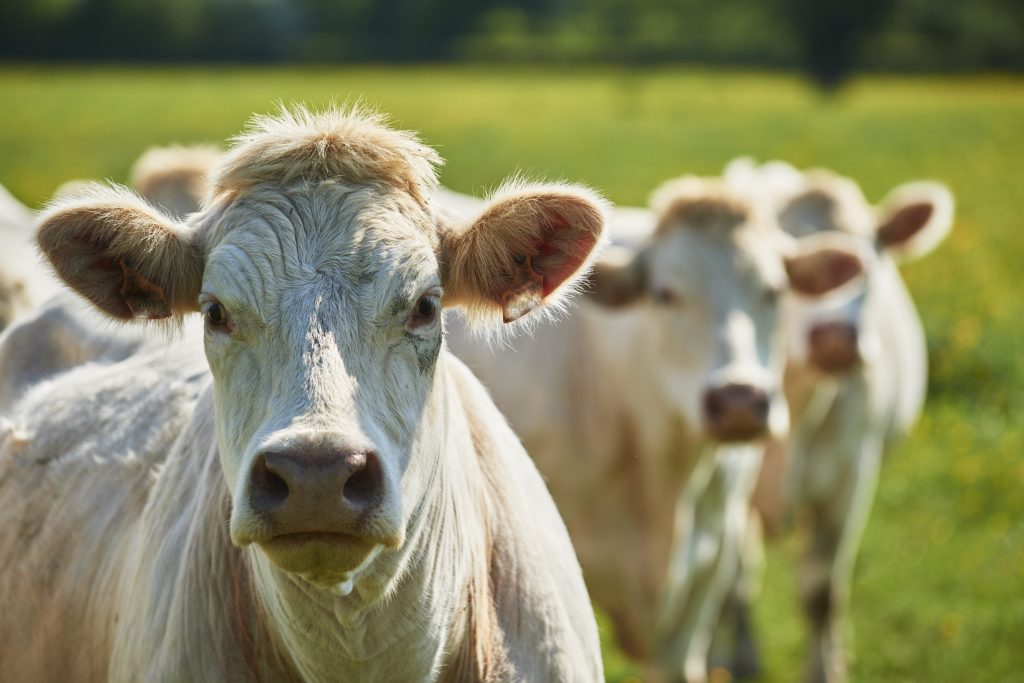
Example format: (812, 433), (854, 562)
(649, 175), (765, 236)
(209, 104), (442, 207)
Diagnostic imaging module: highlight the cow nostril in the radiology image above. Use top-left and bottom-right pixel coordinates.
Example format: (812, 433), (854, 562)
(704, 392), (725, 421)
(343, 452), (382, 508)
(251, 454), (290, 510)
(753, 393), (770, 420)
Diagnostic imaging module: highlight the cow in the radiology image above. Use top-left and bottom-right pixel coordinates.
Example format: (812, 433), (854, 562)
(0, 184), (59, 331)
(723, 159), (954, 683)
(440, 176), (868, 682)
(130, 143), (221, 218)
(0, 106), (610, 682)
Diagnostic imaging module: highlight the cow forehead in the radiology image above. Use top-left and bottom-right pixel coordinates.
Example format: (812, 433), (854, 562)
(654, 227), (785, 293)
(202, 182), (439, 312)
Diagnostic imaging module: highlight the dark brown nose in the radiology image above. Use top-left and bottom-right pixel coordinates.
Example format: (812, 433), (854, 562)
(248, 442), (384, 538)
(809, 321), (860, 373)
(703, 383), (770, 442)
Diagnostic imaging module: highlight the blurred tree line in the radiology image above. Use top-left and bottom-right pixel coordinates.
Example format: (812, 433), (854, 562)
(1, 0), (1021, 86)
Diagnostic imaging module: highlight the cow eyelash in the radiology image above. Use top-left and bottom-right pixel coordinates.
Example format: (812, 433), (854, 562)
(202, 299), (232, 334)
(763, 286), (784, 304)
(407, 289), (441, 331)
(652, 288), (682, 307)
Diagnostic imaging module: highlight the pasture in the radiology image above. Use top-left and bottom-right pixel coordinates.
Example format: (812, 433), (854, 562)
(0, 66), (1021, 682)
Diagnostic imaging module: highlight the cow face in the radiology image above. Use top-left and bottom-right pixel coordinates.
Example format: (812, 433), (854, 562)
(776, 172), (953, 374)
(587, 178), (866, 443)
(36, 107), (606, 592)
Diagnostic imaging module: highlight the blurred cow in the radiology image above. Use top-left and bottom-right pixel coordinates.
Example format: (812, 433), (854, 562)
(0, 106), (608, 682)
(0, 185), (59, 331)
(130, 144), (220, 217)
(724, 159), (954, 683)
(441, 177), (866, 682)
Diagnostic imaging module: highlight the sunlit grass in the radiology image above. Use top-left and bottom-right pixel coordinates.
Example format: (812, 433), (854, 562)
(0, 65), (1020, 682)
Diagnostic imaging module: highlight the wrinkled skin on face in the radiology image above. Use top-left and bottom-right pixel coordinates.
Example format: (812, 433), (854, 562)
(201, 183), (442, 586)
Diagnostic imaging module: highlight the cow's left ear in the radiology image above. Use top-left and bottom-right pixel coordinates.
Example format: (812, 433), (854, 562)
(439, 181), (608, 326)
(875, 181), (954, 261)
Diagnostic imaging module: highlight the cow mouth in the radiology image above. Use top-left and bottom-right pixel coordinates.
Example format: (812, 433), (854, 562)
(811, 350), (860, 374)
(258, 532), (378, 583)
(707, 421), (769, 444)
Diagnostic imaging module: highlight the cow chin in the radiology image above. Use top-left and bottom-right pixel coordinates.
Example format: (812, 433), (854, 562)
(258, 533), (381, 587)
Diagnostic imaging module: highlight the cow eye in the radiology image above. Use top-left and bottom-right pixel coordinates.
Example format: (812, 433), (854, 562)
(652, 288), (681, 307)
(202, 300), (231, 333)
(408, 291), (440, 330)
(763, 286), (783, 305)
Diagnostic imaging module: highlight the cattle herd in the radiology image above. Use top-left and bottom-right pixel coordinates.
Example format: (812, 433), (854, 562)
(0, 106), (953, 683)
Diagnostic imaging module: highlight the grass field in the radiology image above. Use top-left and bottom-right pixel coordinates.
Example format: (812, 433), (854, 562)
(1, 66), (1021, 682)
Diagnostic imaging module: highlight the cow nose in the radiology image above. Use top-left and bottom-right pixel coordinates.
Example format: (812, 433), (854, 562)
(248, 445), (384, 538)
(703, 383), (770, 442)
(809, 321), (859, 374)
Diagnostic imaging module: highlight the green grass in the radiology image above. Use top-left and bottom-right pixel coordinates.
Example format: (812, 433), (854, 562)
(1, 66), (1021, 682)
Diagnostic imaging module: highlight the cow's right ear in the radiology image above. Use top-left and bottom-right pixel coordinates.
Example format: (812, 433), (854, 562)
(875, 181), (954, 262)
(583, 245), (648, 308)
(784, 232), (869, 297)
(37, 184), (203, 321)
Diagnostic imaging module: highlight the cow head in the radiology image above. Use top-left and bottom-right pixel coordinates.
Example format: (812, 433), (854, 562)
(36, 106), (606, 592)
(775, 170), (953, 374)
(585, 177), (864, 444)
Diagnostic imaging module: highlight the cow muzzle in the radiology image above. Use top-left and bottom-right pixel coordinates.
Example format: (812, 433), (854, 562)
(703, 383), (771, 443)
(808, 321), (860, 374)
(236, 435), (399, 584)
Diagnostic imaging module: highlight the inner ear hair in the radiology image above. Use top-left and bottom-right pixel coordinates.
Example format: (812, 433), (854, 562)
(440, 182), (608, 328)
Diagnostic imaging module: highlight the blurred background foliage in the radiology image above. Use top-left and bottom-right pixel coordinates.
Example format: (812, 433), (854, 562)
(1, 0), (1022, 87)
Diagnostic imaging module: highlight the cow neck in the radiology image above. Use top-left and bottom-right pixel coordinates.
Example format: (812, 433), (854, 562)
(241, 355), (491, 681)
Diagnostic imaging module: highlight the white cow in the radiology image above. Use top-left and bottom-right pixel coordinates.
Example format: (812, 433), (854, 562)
(0, 185), (59, 330)
(130, 143), (221, 217)
(0, 106), (610, 682)
(441, 177), (867, 682)
(724, 159), (954, 683)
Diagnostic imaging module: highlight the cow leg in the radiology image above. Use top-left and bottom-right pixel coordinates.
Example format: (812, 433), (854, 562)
(729, 513), (764, 680)
(800, 437), (882, 683)
(659, 447), (762, 683)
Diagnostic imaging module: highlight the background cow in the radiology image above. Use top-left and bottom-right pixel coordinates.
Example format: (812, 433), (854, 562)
(441, 177), (866, 682)
(724, 159), (954, 683)
(0, 106), (609, 682)
(0, 184), (58, 330)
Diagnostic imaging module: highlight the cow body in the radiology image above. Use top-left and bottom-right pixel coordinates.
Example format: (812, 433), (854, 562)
(725, 159), (952, 683)
(0, 107), (608, 682)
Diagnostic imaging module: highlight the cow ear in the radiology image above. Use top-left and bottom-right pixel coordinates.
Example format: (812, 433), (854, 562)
(583, 245), (648, 308)
(875, 181), (954, 261)
(37, 184), (203, 321)
(785, 233), (867, 297)
(439, 181), (607, 326)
